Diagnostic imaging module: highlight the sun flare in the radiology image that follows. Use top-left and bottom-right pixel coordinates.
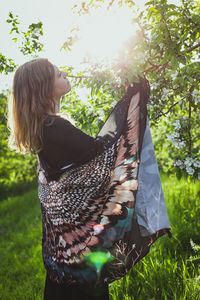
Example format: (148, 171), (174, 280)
(69, 5), (136, 66)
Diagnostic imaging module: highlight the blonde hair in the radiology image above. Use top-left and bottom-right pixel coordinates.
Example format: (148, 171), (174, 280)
(8, 58), (56, 154)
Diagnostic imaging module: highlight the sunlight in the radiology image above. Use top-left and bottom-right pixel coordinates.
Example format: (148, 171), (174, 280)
(70, 5), (136, 65)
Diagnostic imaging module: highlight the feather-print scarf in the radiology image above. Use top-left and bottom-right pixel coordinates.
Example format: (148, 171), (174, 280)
(38, 78), (171, 287)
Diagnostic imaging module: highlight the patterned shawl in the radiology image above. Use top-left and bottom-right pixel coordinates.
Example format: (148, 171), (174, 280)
(38, 78), (171, 288)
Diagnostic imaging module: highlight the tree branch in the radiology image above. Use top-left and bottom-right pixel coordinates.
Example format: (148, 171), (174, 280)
(144, 60), (169, 74)
(185, 41), (200, 53)
(155, 101), (179, 120)
(187, 85), (194, 155)
(67, 74), (91, 79)
(161, 12), (173, 44)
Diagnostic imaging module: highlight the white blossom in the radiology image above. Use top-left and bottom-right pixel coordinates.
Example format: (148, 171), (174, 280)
(167, 132), (179, 142)
(166, 135), (172, 142)
(88, 107), (94, 114)
(178, 141), (186, 149)
(175, 160), (185, 169)
(173, 141), (179, 147)
(147, 103), (154, 110)
(171, 71), (178, 80)
(173, 120), (181, 130)
(191, 90), (200, 103)
(193, 159), (200, 168)
(181, 44), (185, 52)
(191, 90), (199, 97)
(179, 99), (182, 105)
(186, 166), (195, 175)
(184, 157), (193, 167)
(99, 110), (105, 120)
(116, 77), (122, 85)
(95, 118), (100, 125)
(151, 82), (158, 90)
(163, 88), (170, 94)
(161, 94), (167, 101)
(176, 160), (183, 167)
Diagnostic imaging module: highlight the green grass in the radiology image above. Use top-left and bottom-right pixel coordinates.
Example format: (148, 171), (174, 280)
(0, 174), (200, 299)
(0, 179), (37, 201)
(110, 174), (200, 300)
(0, 189), (44, 300)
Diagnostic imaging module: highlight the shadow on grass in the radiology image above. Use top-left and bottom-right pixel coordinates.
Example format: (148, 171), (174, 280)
(0, 178), (38, 201)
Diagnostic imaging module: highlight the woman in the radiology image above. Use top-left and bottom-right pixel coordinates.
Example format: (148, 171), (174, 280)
(10, 58), (171, 299)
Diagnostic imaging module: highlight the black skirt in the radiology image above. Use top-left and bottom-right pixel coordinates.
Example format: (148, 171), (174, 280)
(43, 273), (110, 300)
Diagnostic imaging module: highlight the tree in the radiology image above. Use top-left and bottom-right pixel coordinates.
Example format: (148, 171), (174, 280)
(0, 13), (44, 193)
(61, 0), (200, 178)
(0, 92), (37, 195)
(0, 0), (200, 180)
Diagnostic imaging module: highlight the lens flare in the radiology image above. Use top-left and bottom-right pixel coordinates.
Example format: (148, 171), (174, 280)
(93, 223), (104, 234)
(83, 251), (114, 279)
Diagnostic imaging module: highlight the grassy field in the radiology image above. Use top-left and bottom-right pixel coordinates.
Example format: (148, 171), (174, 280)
(0, 174), (200, 299)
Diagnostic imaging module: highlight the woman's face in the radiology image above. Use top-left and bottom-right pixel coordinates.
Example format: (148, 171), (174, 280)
(53, 66), (71, 101)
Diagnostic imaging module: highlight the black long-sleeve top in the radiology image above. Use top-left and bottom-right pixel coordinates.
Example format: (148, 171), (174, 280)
(38, 115), (102, 181)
